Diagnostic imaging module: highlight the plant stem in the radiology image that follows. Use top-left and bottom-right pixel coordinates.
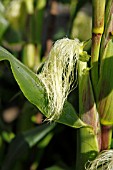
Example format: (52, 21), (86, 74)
(101, 125), (112, 150)
(75, 61), (100, 169)
(76, 127), (99, 170)
(97, 1), (113, 151)
(91, 0), (106, 99)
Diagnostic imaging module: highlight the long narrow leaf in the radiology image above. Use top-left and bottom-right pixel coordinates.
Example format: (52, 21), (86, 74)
(1, 123), (55, 170)
(0, 46), (86, 128)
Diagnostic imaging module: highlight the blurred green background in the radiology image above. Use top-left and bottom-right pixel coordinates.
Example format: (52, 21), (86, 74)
(0, 0), (92, 169)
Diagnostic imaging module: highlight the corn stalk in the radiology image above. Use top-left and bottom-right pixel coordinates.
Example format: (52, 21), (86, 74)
(76, 61), (100, 170)
(91, 0), (105, 99)
(97, 0), (113, 151)
(90, 0), (113, 152)
(76, 0), (113, 169)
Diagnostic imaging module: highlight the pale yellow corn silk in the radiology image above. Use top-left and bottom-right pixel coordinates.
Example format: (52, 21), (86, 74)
(85, 150), (113, 170)
(38, 38), (84, 121)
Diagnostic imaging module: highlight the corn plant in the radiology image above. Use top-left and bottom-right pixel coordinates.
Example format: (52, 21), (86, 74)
(0, 0), (113, 170)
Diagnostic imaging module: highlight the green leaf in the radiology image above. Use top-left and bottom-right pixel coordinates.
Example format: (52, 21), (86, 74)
(1, 123), (55, 170)
(0, 46), (48, 114)
(24, 124), (55, 147)
(97, 39), (113, 125)
(58, 101), (87, 128)
(0, 46), (86, 128)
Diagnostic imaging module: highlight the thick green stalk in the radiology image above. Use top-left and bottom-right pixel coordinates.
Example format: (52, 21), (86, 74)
(76, 128), (99, 170)
(97, 37), (113, 151)
(75, 61), (100, 169)
(92, 0), (105, 34)
(97, 1), (113, 150)
(91, 0), (106, 99)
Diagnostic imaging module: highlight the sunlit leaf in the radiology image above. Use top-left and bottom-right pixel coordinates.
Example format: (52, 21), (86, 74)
(0, 46), (87, 128)
(97, 39), (113, 125)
